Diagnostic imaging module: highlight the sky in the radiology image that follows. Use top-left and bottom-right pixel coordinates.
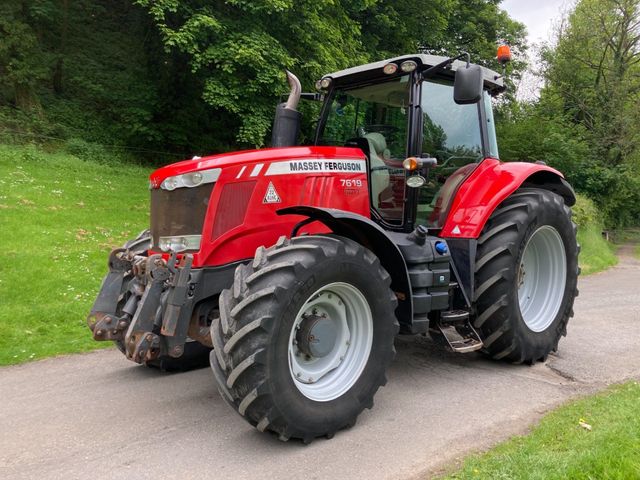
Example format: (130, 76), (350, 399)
(501, 0), (575, 98)
(501, 0), (572, 45)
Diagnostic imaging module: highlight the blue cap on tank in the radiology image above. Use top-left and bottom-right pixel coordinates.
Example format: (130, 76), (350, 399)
(435, 241), (448, 255)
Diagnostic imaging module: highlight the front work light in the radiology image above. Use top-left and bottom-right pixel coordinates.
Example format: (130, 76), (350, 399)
(383, 63), (398, 75)
(406, 175), (426, 188)
(400, 60), (417, 72)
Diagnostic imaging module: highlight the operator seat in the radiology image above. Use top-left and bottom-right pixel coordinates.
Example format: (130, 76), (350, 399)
(363, 132), (391, 206)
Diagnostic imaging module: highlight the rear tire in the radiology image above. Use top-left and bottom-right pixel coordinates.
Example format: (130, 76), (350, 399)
(210, 235), (398, 442)
(473, 188), (579, 363)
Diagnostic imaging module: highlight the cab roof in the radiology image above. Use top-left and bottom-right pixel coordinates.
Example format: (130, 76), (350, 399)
(323, 54), (505, 94)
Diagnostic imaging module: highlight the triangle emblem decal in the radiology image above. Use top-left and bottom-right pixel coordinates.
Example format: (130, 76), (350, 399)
(263, 181), (282, 204)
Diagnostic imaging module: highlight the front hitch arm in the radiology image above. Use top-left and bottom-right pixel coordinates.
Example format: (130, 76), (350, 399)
(87, 248), (131, 340)
(87, 233), (198, 364)
(124, 254), (169, 363)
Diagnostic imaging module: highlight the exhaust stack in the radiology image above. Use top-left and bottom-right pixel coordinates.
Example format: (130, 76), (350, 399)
(271, 70), (302, 148)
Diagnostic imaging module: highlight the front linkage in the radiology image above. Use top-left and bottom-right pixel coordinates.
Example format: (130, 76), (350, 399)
(87, 231), (211, 365)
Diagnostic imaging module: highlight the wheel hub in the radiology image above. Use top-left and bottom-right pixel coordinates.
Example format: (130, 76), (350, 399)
(296, 314), (338, 358)
(288, 283), (373, 401)
(517, 225), (567, 332)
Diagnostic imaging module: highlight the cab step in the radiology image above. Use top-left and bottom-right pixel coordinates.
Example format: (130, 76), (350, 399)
(430, 310), (483, 353)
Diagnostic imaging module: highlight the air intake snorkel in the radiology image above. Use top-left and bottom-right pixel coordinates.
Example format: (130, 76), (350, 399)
(271, 70), (302, 148)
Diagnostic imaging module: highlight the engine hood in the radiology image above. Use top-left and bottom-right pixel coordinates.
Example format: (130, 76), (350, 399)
(149, 146), (365, 187)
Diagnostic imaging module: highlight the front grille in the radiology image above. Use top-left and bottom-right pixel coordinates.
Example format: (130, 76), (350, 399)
(150, 183), (215, 250)
(211, 181), (256, 239)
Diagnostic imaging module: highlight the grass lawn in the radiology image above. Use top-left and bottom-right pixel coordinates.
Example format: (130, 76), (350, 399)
(576, 223), (618, 275)
(441, 381), (640, 479)
(0, 144), (150, 364)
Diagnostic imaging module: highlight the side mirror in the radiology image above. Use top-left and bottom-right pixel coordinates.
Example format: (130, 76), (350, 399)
(454, 64), (483, 105)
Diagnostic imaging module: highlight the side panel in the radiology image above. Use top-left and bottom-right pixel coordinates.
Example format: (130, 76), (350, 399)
(440, 158), (570, 238)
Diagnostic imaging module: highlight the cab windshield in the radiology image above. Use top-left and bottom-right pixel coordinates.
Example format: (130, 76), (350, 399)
(317, 75), (410, 225)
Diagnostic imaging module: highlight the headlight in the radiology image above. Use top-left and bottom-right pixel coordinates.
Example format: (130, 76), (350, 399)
(158, 235), (202, 253)
(160, 168), (221, 191)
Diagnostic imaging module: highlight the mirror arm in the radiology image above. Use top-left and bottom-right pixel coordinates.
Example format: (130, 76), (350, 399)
(300, 92), (323, 101)
(418, 156), (438, 167)
(421, 51), (470, 80)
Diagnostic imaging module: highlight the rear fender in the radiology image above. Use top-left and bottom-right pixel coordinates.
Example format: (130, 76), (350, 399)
(277, 206), (412, 325)
(441, 159), (575, 238)
(440, 160), (575, 302)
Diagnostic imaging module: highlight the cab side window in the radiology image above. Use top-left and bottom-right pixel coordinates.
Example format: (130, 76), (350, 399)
(417, 80), (483, 226)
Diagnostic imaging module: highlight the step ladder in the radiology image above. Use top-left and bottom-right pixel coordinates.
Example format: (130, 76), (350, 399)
(429, 310), (483, 353)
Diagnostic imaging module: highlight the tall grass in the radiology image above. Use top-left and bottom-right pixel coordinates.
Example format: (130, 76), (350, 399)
(577, 224), (618, 274)
(573, 195), (618, 275)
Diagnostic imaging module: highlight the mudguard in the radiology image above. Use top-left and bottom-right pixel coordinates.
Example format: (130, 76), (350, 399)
(277, 206), (413, 324)
(441, 159), (576, 238)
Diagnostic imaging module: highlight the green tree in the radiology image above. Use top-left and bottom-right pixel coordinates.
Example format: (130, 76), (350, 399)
(135, 0), (371, 147)
(0, 1), (57, 112)
(542, 0), (640, 165)
(135, 0), (528, 147)
(0, 0), (529, 156)
(498, 0), (640, 227)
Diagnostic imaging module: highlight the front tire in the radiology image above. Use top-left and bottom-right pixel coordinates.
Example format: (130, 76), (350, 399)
(473, 188), (579, 363)
(210, 235), (398, 442)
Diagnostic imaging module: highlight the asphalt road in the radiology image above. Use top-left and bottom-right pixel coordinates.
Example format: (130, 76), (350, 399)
(1, 247), (639, 480)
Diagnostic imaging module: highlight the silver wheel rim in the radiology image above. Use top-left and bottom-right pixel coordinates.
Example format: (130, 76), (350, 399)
(288, 282), (373, 402)
(517, 226), (567, 332)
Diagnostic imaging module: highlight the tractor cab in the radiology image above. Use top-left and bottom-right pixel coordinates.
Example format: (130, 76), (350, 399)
(313, 54), (504, 232)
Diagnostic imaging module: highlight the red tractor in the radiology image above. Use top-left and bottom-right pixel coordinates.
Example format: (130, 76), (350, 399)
(88, 53), (579, 443)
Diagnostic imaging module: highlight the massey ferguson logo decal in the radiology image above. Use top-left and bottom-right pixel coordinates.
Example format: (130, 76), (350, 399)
(265, 159), (366, 176)
(263, 182), (282, 204)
